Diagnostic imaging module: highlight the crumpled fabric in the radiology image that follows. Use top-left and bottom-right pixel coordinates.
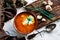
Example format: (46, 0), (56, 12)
(0, 0), (18, 40)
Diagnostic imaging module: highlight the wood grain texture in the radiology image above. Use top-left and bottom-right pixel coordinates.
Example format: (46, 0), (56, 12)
(25, 0), (60, 29)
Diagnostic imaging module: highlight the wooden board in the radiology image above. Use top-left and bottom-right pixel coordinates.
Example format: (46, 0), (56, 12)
(25, 0), (60, 29)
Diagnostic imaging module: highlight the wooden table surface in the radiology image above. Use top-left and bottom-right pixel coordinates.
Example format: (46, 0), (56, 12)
(25, 0), (60, 29)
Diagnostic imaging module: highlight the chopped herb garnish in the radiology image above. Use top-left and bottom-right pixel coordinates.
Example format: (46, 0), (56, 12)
(27, 16), (32, 24)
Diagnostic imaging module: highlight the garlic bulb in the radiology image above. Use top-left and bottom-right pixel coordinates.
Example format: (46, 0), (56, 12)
(48, 0), (53, 5)
(42, 18), (46, 21)
(37, 15), (42, 19)
(45, 5), (52, 11)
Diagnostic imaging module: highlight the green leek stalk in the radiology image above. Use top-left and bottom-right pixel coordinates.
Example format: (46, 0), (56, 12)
(32, 8), (53, 20)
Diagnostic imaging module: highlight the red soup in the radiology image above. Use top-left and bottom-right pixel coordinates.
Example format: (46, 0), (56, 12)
(14, 12), (37, 34)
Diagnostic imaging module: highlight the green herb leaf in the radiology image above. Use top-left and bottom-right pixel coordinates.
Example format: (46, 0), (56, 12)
(27, 17), (32, 21)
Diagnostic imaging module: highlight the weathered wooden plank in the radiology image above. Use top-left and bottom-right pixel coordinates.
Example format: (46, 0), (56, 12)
(25, 0), (60, 29)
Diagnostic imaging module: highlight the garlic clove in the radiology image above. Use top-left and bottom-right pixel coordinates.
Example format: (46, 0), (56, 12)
(42, 18), (46, 21)
(37, 15), (42, 19)
(42, 1), (47, 5)
(45, 5), (52, 11)
(48, 0), (53, 5)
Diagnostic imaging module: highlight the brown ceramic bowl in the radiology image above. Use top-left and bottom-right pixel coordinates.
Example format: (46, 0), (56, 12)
(14, 12), (38, 35)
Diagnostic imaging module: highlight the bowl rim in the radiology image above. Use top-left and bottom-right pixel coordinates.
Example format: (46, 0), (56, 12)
(14, 11), (38, 35)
